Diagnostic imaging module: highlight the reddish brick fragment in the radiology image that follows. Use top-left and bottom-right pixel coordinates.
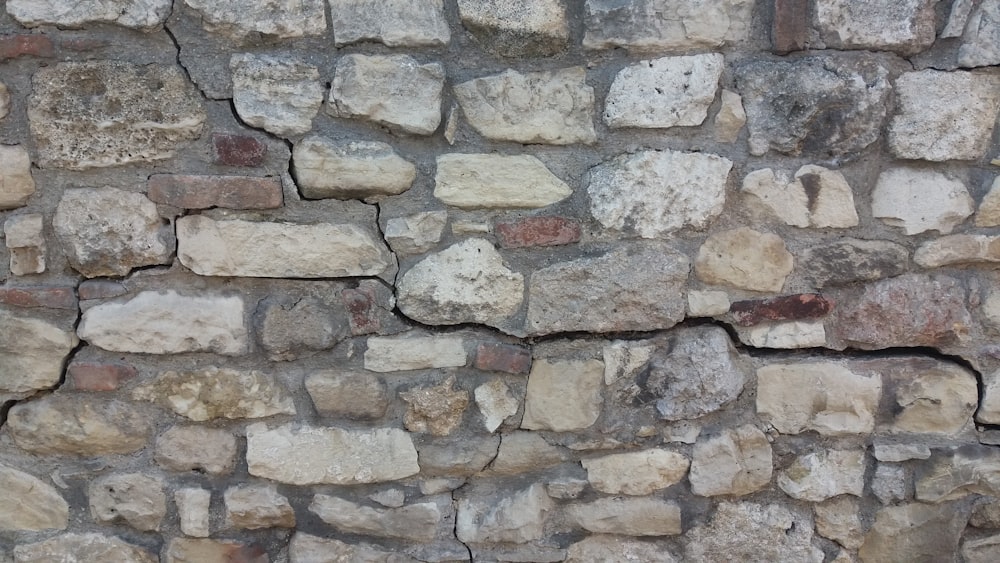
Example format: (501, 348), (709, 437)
(496, 216), (582, 249)
(212, 133), (268, 167)
(730, 293), (834, 326)
(148, 174), (282, 210)
(342, 287), (380, 335)
(67, 362), (137, 391)
(773, 0), (808, 54)
(0, 34), (54, 61)
(475, 343), (532, 374)
(78, 279), (129, 301)
(0, 286), (77, 310)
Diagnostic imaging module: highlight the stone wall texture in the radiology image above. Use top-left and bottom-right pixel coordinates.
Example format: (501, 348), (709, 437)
(2, 1), (1000, 561)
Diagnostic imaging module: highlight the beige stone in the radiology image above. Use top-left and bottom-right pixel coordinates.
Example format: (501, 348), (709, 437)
(163, 539), (265, 563)
(225, 484), (295, 529)
(739, 321), (827, 349)
(89, 473), (166, 532)
(915, 234), (1000, 268)
(155, 425), (237, 475)
(565, 497), (682, 536)
(685, 502), (823, 562)
(976, 177), (1000, 227)
(565, 535), (678, 563)
(0, 146), (35, 210)
(583, 0), (753, 52)
(330, 0), (449, 47)
(0, 464), (68, 531)
(875, 358), (978, 435)
(7, 395), (150, 456)
(289, 533), (404, 563)
(364, 334), (467, 372)
(309, 495), (440, 541)
(0, 82), (9, 120)
(5, 214), (45, 275)
(695, 228), (794, 292)
(715, 89), (746, 142)
(522, 359), (604, 432)
(915, 446), (1000, 502)
(690, 425), (772, 497)
(305, 370), (389, 420)
(474, 379), (519, 432)
(605, 54), (723, 129)
(602, 340), (655, 385)
(14, 534), (155, 563)
(230, 54), (323, 137)
(401, 376), (469, 436)
(0, 311), (77, 396)
(873, 167), (974, 235)
(183, 0), (326, 40)
(384, 211), (447, 255)
(293, 136), (416, 200)
(175, 488), (210, 538)
(132, 367), (295, 421)
(859, 503), (965, 563)
(742, 166), (858, 229)
(490, 432), (567, 474)
(7, 0), (170, 29)
(457, 484), (552, 544)
(816, 496), (864, 550)
(756, 363), (882, 435)
(434, 154), (572, 209)
(964, 535), (1000, 563)
(583, 449), (689, 495)
(778, 449), (866, 502)
(687, 290), (731, 317)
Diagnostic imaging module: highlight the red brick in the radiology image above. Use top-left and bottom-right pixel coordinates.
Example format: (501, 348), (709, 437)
(773, 0), (808, 54)
(148, 174), (282, 210)
(342, 287), (380, 335)
(730, 293), (833, 326)
(212, 133), (268, 167)
(78, 279), (128, 301)
(496, 216), (581, 249)
(0, 286), (77, 310)
(475, 343), (532, 374)
(0, 34), (54, 61)
(67, 362), (137, 391)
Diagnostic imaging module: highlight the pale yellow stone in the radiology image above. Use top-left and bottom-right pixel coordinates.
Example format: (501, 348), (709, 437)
(582, 449), (689, 495)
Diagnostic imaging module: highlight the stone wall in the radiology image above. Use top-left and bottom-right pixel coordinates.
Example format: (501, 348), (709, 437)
(1, 0), (1000, 561)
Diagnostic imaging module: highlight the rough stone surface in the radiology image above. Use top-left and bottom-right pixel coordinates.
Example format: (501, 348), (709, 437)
(777, 449), (865, 502)
(964, 535), (1000, 563)
(231, 54), (323, 138)
(814, 0), (937, 54)
(13, 534), (155, 563)
(0, 145), (35, 210)
(872, 464), (906, 505)
(397, 239), (524, 329)
(605, 54), (723, 129)
(330, 0), (449, 47)
(715, 89), (746, 142)
(0, 464), (68, 531)
(211, 133), (267, 167)
(132, 367), (296, 421)
(815, 496), (863, 550)
(859, 503), (965, 563)
(175, 488), (210, 538)
(177, 216), (394, 278)
(495, 216), (581, 249)
(225, 484), (295, 529)
(0, 311), (77, 397)
(588, 150), (732, 238)
(565, 497), (682, 536)
(182, 0), (327, 40)
(289, 533), (403, 563)
(155, 425), (237, 475)
(457, 0), (568, 57)
(695, 227), (794, 292)
(364, 334), (467, 372)
(958, 0), (1000, 67)
(256, 295), (348, 361)
(739, 321), (827, 349)
(527, 241), (689, 335)
(400, 376), (469, 436)
(872, 167), (974, 235)
(78, 291), (248, 355)
(454, 67), (595, 144)
(565, 536), (678, 563)
(976, 177), (1000, 227)
(757, 363), (882, 435)
(163, 539), (268, 563)
(872, 358), (978, 435)
(490, 432), (566, 475)
(434, 153), (572, 209)
(246, 423), (420, 485)
(306, 370), (389, 420)
(6, 0), (171, 30)
(385, 211), (447, 255)
(89, 473), (166, 532)
(28, 61), (205, 170)
(457, 484), (552, 544)
(7, 395), (151, 455)
(521, 359), (604, 432)
(801, 239), (910, 288)
(583, 0), (753, 52)
(742, 166), (859, 229)
(329, 54), (444, 135)
(53, 187), (173, 277)
(293, 136), (415, 200)
(583, 449), (689, 495)
(888, 70), (1000, 161)
(684, 502), (823, 562)
(147, 174), (282, 210)
(914, 234), (1000, 268)
(915, 446), (1000, 502)
(690, 425), (772, 497)
(310, 495), (439, 541)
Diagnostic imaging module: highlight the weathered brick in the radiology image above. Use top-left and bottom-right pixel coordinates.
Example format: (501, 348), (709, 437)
(730, 294), (834, 326)
(773, 0), (808, 54)
(67, 362), (137, 392)
(475, 343), (532, 375)
(211, 133), (268, 167)
(0, 287), (77, 310)
(0, 34), (54, 61)
(78, 280), (128, 301)
(147, 174), (282, 210)
(496, 217), (582, 249)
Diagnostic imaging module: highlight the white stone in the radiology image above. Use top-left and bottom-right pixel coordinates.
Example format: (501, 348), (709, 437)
(739, 321), (827, 349)
(689, 425), (773, 497)
(457, 484), (553, 544)
(434, 153), (572, 209)
(475, 380), (519, 433)
(872, 464), (906, 504)
(293, 136), (416, 200)
(521, 359), (604, 432)
(742, 168), (810, 227)
(958, 0), (1000, 67)
(396, 239), (524, 329)
(757, 363), (882, 436)
(231, 54), (323, 137)
(687, 290), (730, 317)
(582, 449), (689, 496)
(814, 0), (937, 54)
(454, 67), (596, 145)
(7, 0), (171, 30)
(778, 450), (866, 502)
(246, 423), (420, 485)
(0, 311), (76, 397)
(583, 0), (753, 52)
(888, 70), (1000, 161)
(872, 167), (974, 235)
(364, 334), (466, 372)
(155, 426), (237, 475)
(588, 150), (732, 238)
(309, 495), (439, 541)
(602, 340), (655, 384)
(0, 464), (68, 532)
(174, 488), (210, 538)
(873, 443), (931, 462)
(975, 177), (1000, 227)
(715, 89), (746, 142)
(177, 215), (394, 278)
(605, 54), (723, 129)
(385, 211), (447, 255)
(183, 0), (326, 40)
(89, 473), (166, 532)
(815, 497), (864, 550)
(5, 214), (45, 275)
(0, 145), (35, 210)
(329, 54), (444, 135)
(224, 484), (295, 529)
(565, 497), (682, 536)
(457, 0), (569, 57)
(329, 0), (449, 47)
(695, 227), (794, 292)
(78, 291), (248, 355)
(742, 166), (858, 229)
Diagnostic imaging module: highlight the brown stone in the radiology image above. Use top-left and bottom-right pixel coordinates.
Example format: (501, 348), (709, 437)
(496, 216), (582, 249)
(773, 0), (808, 54)
(400, 376), (470, 436)
(475, 342), (532, 374)
(0, 287), (77, 310)
(211, 133), (268, 167)
(67, 362), (136, 391)
(730, 294), (834, 326)
(163, 539), (268, 563)
(147, 174), (282, 210)
(0, 34), (54, 61)
(77, 279), (127, 300)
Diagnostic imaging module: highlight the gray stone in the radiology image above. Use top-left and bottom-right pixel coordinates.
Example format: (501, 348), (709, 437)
(0, 146), (35, 210)
(964, 535), (1000, 563)
(971, 500), (1000, 528)
(13, 534), (156, 563)
(814, 0), (937, 55)
(605, 54), (723, 128)
(872, 167), (974, 235)
(474, 379), (519, 433)
(457, 484), (553, 544)
(521, 359), (604, 432)
(565, 536), (678, 563)
(6, 0), (170, 29)
(89, 473), (166, 532)
(310, 495), (440, 541)
(78, 291), (248, 355)
(364, 334), (468, 372)
(163, 539), (270, 563)
(685, 503), (823, 562)
(872, 464), (906, 505)
(566, 497), (682, 536)
(583, 0), (753, 52)
(416, 435), (500, 476)
(329, 54), (444, 135)
(155, 425), (237, 474)
(777, 449), (866, 502)
(330, 0), (449, 47)
(0, 311), (77, 397)
(757, 362), (882, 435)
(400, 376), (469, 436)
(246, 423), (420, 485)
(5, 214), (46, 275)
(915, 446), (1000, 502)
(695, 228), (794, 292)
(434, 154), (572, 209)
(736, 54), (890, 157)
(7, 395), (151, 456)
(888, 70), (1000, 161)
(385, 211), (447, 255)
(583, 449), (689, 495)
(815, 496), (864, 550)
(958, 0), (1000, 67)
(369, 489), (405, 508)
(457, 0), (568, 57)
(293, 136), (416, 200)
(289, 533), (409, 563)
(859, 503), (965, 563)
(690, 425), (772, 497)
(800, 238), (909, 288)
(943, 0), (976, 37)
(28, 61), (205, 170)
(870, 357), (978, 435)
(397, 239), (524, 329)
(306, 370), (389, 420)
(175, 488), (210, 538)
(231, 54), (323, 137)
(526, 241), (689, 335)
(490, 432), (567, 474)
(53, 187), (173, 277)
(225, 484), (295, 529)
(0, 464), (68, 531)
(182, 0), (326, 40)
(132, 367), (295, 421)
(873, 443), (932, 463)
(454, 67), (596, 144)
(588, 150), (732, 238)
(257, 296), (348, 361)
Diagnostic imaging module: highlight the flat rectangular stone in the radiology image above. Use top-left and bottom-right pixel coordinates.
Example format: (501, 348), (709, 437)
(495, 217), (581, 249)
(147, 174), (281, 210)
(210, 133), (267, 167)
(0, 287), (77, 310)
(67, 362), (137, 391)
(364, 335), (467, 372)
(773, 0), (808, 53)
(475, 343), (532, 374)
(0, 34), (54, 61)
(78, 280), (127, 301)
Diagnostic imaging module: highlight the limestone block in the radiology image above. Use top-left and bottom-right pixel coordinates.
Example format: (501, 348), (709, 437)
(685, 503), (823, 562)
(364, 334), (467, 372)
(400, 376), (469, 436)
(958, 0), (1000, 67)
(434, 154), (571, 209)
(457, 0), (568, 57)
(583, 0), (753, 51)
(565, 497), (681, 536)
(690, 425), (772, 496)
(582, 449), (689, 495)
(695, 228), (794, 292)
(457, 484), (552, 544)
(521, 359), (604, 432)
(310, 495), (440, 541)
(5, 214), (45, 275)
(305, 370), (389, 420)
(14, 534), (155, 563)
(757, 363), (882, 435)
(0, 310), (77, 396)
(0, 465), (68, 531)
(182, 0), (326, 40)
(156, 426), (237, 475)
(224, 484), (295, 529)
(330, 0), (449, 47)
(132, 368), (296, 421)
(7, 395), (151, 456)
(174, 488), (210, 538)
(0, 146), (35, 209)
(605, 54), (723, 129)
(7, 0), (171, 30)
(231, 54), (323, 137)
(859, 503), (965, 562)
(385, 211), (447, 255)
(814, 0), (937, 54)
(777, 449), (866, 502)
(89, 473), (166, 532)
(293, 136), (416, 200)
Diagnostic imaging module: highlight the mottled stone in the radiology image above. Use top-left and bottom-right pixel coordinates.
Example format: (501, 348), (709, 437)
(53, 187), (173, 277)
(225, 484), (295, 529)
(695, 228), (794, 292)
(527, 241), (689, 335)
(475, 380), (519, 433)
(14, 534), (155, 563)
(257, 296), (347, 361)
(310, 495), (440, 541)
(77, 280), (128, 301)
(0, 464), (68, 531)
(246, 423), (420, 485)
(0, 35), (53, 62)
(132, 367), (295, 421)
(739, 321), (827, 349)
(889, 70), (1000, 161)
(743, 165), (859, 228)
(293, 136), (415, 200)
(454, 67), (595, 144)
(496, 216), (581, 249)
(147, 174), (282, 210)
(815, 497), (864, 550)
(778, 449), (865, 502)
(588, 150), (732, 238)
(401, 376), (469, 436)
(964, 535), (1000, 563)
(565, 536), (678, 563)
(872, 464), (906, 505)
(0, 310), (77, 396)
(7, 395), (150, 455)
(231, 54), (323, 137)
(859, 503), (965, 563)
(7, 0), (170, 30)
(801, 238), (909, 288)
(365, 334), (467, 372)
(971, 500), (1000, 528)
(583, 449), (689, 496)
(175, 488), (210, 538)
(416, 434), (500, 476)
(521, 359), (604, 432)
(306, 370), (389, 420)
(490, 432), (566, 474)
(566, 497), (681, 536)
(583, 0), (753, 52)
(773, 0), (808, 52)
(602, 340), (655, 385)
(397, 239), (524, 329)
(0, 146), (35, 210)
(289, 533), (404, 563)
(473, 342), (536, 376)
(757, 363), (882, 435)
(182, 0), (326, 40)
(605, 54), (723, 129)
(5, 214), (44, 275)
(458, 0), (567, 57)
(385, 211), (447, 255)
(873, 443), (932, 463)
(78, 291), (247, 355)
(457, 484), (552, 544)
(870, 357), (978, 435)
(29, 61), (205, 169)
(915, 446), (1000, 502)
(156, 425), (236, 474)
(872, 168), (974, 235)
(163, 539), (268, 563)
(435, 153), (571, 209)
(685, 503), (823, 562)
(331, 0), (449, 47)
(690, 425), (772, 497)
(329, 54), (444, 135)
(89, 473), (166, 531)
(958, 0), (1000, 67)
(211, 133), (267, 167)
(814, 0), (937, 54)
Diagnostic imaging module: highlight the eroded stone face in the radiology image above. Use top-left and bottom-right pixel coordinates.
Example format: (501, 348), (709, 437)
(689, 425), (772, 497)
(89, 473), (166, 532)
(330, 0), (449, 47)
(521, 359), (604, 432)
(605, 54), (723, 128)
(132, 368), (296, 421)
(231, 54), (324, 137)
(685, 503), (823, 562)
(7, 395), (151, 456)
(565, 497), (682, 536)
(757, 363), (882, 435)
(814, 0), (937, 55)
(293, 136), (416, 200)
(7, 0), (171, 30)
(0, 311), (77, 397)
(0, 145), (35, 210)
(859, 503), (966, 562)
(777, 449), (866, 502)
(582, 449), (690, 496)
(583, 0), (753, 52)
(14, 534), (156, 563)
(183, 0), (327, 40)
(310, 495), (440, 541)
(0, 464), (68, 532)
(457, 484), (553, 544)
